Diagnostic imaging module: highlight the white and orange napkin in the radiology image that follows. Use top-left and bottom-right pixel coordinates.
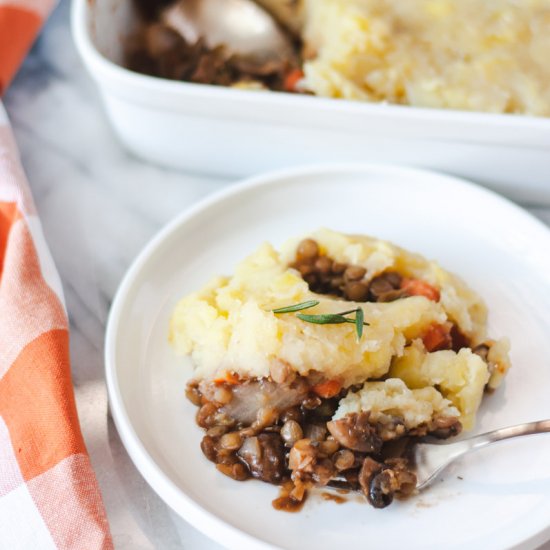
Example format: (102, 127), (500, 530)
(0, 2), (112, 548)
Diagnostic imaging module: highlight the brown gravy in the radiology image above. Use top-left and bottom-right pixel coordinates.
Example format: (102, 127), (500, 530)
(321, 492), (346, 504)
(272, 482), (308, 512)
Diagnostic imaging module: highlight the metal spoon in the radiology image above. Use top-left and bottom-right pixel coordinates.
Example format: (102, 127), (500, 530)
(415, 419), (550, 490)
(160, 0), (296, 71)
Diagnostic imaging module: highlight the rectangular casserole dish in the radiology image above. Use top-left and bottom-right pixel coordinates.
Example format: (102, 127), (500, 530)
(72, 0), (550, 204)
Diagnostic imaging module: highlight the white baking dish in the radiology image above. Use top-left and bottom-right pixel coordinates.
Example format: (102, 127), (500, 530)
(72, 0), (550, 204)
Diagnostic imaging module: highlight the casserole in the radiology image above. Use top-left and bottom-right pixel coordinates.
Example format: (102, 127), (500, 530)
(72, 0), (550, 203)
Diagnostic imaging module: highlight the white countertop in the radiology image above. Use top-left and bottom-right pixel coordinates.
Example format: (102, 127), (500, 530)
(5, 1), (550, 548)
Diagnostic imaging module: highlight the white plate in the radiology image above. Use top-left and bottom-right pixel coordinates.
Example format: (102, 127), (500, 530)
(105, 164), (550, 550)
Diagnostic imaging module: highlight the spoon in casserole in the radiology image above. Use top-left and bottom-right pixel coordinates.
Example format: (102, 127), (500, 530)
(414, 419), (550, 490)
(160, 0), (296, 73)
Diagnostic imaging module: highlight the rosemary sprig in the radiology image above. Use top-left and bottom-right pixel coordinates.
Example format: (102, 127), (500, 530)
(272, 300), (320, 313)
(355, 306), (365, 340)
(272, 300), (368, 340)
(296, 313), (350, 324)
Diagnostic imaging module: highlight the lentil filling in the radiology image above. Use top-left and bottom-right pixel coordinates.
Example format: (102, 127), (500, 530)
(292, 238), (414, 303)
(188, 373), (462, 510)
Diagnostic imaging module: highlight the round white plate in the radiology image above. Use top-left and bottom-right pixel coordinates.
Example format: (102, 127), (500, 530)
(105, 164), (550, 550)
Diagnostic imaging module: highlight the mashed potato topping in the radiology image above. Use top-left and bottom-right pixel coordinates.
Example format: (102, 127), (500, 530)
(390, 344), (490, 429)
(302, 0), (550, 115)
(334, 378), (460, 429)
(170, 229), (510, 431)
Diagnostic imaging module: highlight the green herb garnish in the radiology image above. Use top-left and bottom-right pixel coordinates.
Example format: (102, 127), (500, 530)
(296, 313), (351, 324)
(273, 300), (368, 340)
(272, 300), (320, 314)
(355, 306), (365, 340)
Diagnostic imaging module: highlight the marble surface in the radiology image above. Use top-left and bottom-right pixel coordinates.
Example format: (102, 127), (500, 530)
(4, 1), (550, 548)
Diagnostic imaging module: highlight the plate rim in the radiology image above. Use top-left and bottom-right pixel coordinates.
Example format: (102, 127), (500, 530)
(105, 162), (550, 550)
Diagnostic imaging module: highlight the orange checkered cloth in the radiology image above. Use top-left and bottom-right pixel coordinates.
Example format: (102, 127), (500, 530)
(0, 1), (112, 548)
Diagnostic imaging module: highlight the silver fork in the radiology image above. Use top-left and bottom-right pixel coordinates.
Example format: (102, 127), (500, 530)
(414, 419), (550, 490)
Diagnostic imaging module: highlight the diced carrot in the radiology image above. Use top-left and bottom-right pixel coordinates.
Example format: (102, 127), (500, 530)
(422, 323), (452, 352)
(214, 371), (240, 385)
(401, 278), (440, 301)
(312, 379), (342, 398)
(284, 68), (304, 92)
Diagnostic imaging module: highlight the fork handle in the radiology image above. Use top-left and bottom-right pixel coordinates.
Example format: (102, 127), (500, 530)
(463, 419), (550, 453)
(415, 420), (550, 491)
